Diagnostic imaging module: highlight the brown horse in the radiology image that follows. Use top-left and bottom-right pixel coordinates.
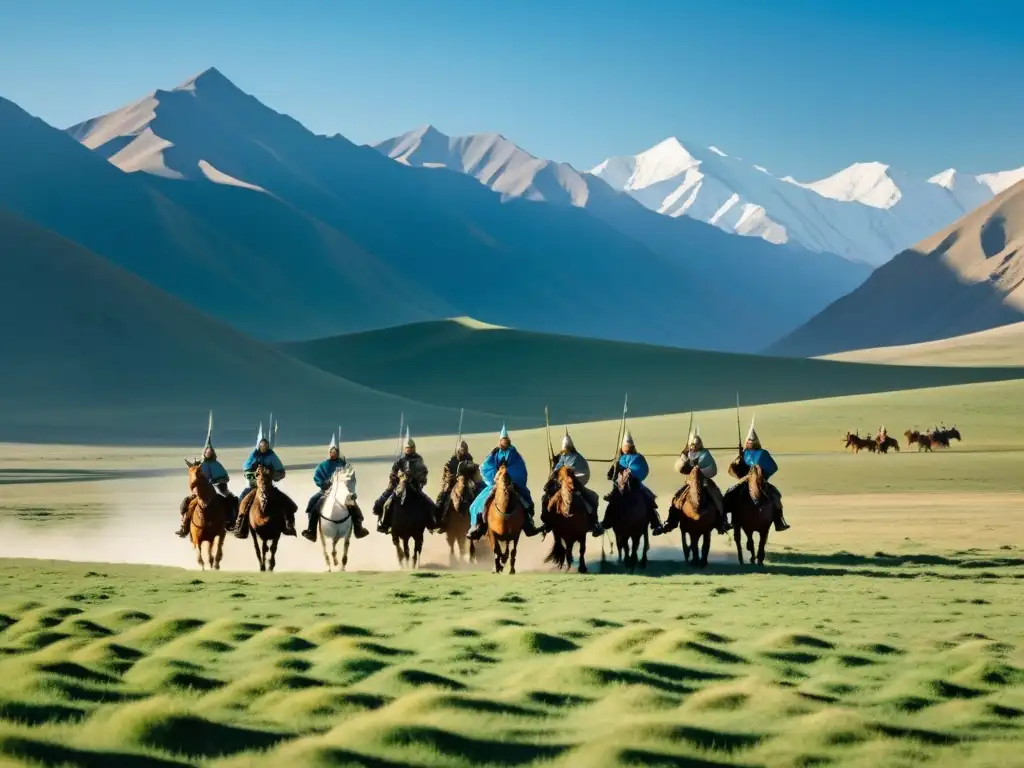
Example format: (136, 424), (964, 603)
(843, 432), (876, 453)
(544, 465), (590, 574)
(184, 459), (228, 570)
(486, 464), (525, 574)
(608, 469), (649, 573)
(724, 464), (774, 566)
(389, 469), (434, 568)
(443, 464), (479, 566)
(239, 464), (296, 572)
(905, 430), (933, 452)
(877, 435), (900, 454)
(670, 462), (718, 568)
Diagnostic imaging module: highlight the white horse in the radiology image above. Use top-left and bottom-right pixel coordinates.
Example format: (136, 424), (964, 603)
(318, 464), (358, 571)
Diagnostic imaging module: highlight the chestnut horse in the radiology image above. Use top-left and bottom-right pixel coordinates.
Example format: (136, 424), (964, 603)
(184, 459), (228, 570)
(486, 463), (525, 574)
(544, 465), (591, 574)
(389, 469), (435, 569)
(670, 461), (718, 568)
(724, 463), (774, 566)
(607, 469), (649, 573)
(442, 463), (479, 566)
(239, 464), (295, 572)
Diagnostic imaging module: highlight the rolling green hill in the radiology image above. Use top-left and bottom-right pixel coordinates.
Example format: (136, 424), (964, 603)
(280, 318), (1024, 426)
(822, 322), (1024, 367)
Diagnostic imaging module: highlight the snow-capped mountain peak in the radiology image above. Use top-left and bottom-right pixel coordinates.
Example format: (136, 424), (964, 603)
(800, 161), (902, 209)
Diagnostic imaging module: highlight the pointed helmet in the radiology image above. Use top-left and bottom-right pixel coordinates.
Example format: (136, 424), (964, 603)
(499, 422), (509, 441)
(204, 410), (214, 451)
(622, 429), (634, 447)
(403, 425), (415, 451)
(329, 431), (338, 453)
(746, 415), (760, 447)
(561, 427), (574, 452)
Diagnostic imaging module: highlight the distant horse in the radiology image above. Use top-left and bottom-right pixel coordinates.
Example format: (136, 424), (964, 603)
(607, 469), (649, 573)
(905, 430), (933, 452)
(844, 432), (876, 453)
(388, 469), (435, 569)
(877, 435), (901, 454)
(184, 459), (228, 570)
(670, 460), (718, 568)
(544, 465), (591, 574)
(724, 463), (775, 566)
(929, 425), (961, 448)
(441, 462), (479, 566)
(238, 464), (297, 572)
(318, 464), (358, 572)
(486, 463), (526, 575)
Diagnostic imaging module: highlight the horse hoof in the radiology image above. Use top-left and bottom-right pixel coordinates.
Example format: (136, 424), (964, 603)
(579, 564), (588, 574)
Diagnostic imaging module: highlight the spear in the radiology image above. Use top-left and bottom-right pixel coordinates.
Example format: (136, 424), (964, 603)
(455, 408), (464, 452)
(735, 392), (742, 452)
(544, 405), (555, 470)
(396, 411), (405, 458)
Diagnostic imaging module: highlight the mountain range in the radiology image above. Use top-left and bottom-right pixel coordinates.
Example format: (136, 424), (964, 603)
(768, 176), (1024, 357)
(17, 66), (864, 351)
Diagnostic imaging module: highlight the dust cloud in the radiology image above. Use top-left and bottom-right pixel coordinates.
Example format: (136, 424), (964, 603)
(0, 458), (687, 573)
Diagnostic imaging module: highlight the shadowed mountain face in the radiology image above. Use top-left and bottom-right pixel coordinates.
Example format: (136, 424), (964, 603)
(62, 68), (861, 352)
(767, 179), (1024, 358)
(281, 319), (1022, 425)
(375, 125), (873, 344)
(0, 95), (446, 342)
(0, 206), (469, 444)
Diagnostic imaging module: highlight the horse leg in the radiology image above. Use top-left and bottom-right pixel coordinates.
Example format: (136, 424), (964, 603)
(320, 524), (331, 571)
(413, 534), (423, 569)
(746, 532), (755, 563)
(757, 529), (769, 566)
(510, 536), (519, 575)
(403, 537), (411, 568)
(341, 534), (351, 571)
(252, 532), (266, 571)
(269, 537), (279, 572)
(578, 536), (588, 574)
(195, 539), (205, 570)
(565, 539), (575, 572)
(701, 532), (711, 568)
(640, 531), (649, 570)
(393, 535), (404, 567)
(494, 541), (503, 573)
(469, 539), (476, 564)
(213, 535), (224, 570)
(734, 526), (744, 564)
(448, 535), (456, 567)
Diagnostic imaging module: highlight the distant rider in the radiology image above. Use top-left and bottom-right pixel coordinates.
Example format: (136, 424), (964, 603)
(374, 430), (434, 535)
(726, 416), (790, 531)
(599, 429), (665, 535)
(435, 440), (479, 529)
(177, 412), (237, 536)
(301, 433), (369, 542)
(468, 424), (541, 540)
(663, 427), (727, 534)
(539, 430), (603, 536)
(240, 423), (293, 535)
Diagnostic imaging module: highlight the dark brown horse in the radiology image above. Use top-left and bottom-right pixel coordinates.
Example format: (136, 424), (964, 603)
(724, 463), (775, 566)
(905, 430), (933, 452)
(844, 432), (876, 453)
(389, 469), (435, 569)
(486, 464), (526, 575)
(184, 459), (228, 570)
(544, 465), (591, 574)
(238, 464), (296, 572)
(607, 469), (649, 572)
(670, 461), (718, 568)
(876, 435), (901, 454)
(443, 463), (479, 566)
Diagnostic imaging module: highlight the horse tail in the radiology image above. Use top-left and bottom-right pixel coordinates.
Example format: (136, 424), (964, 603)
(545, 537), (568, 569)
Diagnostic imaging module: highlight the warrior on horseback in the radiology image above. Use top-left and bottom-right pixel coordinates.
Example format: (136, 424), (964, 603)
(725, 416), (790, 532)
(238, 422), (293, 536)
(876, 425), (887, 448)
(468, 424), (541, 540)
(301, 433), (369, 542)
(664, 426), (727, 535)
(435, 440), (480, 530)
(539, 430), (603, 537)
(599, 429), (665, 536)
(374, 429), (435, 535)
(177, 412), (238, 537)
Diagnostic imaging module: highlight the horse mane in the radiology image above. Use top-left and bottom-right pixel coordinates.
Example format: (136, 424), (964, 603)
(493, 464), (513, 515)
(747, 463), (765, 503)
(547, 465), (575, 517)
(188, 463), (217, 507)
(687, 466), (703, 512)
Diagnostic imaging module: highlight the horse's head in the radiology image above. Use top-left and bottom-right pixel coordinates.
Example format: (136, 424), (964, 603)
(327, 464), (356, 506)
(254, 463), (274, 491)
(185, 458), (204, 492)
(949, 426), (962, 441)
(617, 467), (633, 493)
(547, 465), (577, 517)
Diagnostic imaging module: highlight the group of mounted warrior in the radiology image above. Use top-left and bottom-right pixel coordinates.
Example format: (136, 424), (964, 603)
(177, 407), (791, 573)
(844, 424), (962, 454)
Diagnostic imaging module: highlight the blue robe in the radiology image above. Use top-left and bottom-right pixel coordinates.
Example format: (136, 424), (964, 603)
(742, 448), (778, 479)
(470, 446), (533, 520)
(313, 458), (348, 491)
(200, 460), (229, 485)
(243, 449), (285, 483)
(617, 452), (650, 484)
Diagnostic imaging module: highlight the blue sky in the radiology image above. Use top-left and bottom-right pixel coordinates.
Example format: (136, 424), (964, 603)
(1, 0), (1022, 179)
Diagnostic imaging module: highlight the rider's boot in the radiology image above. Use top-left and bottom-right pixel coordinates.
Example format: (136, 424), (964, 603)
(350, 505), (370, 539)
(468, 513), (488, 541)
(588, 507), (604, 537)
(301, 510), (317, 542)
(522, 505), (542, 537)
(774, 510), (791, 532)
(282, 510), (297, 537)
(648, 505), (666, 536)
(176, 498), (191, 538)
(661, 507), (680, 535)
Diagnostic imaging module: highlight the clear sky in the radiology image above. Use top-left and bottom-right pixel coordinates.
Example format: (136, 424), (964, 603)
(1, 0), (1022, 179)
